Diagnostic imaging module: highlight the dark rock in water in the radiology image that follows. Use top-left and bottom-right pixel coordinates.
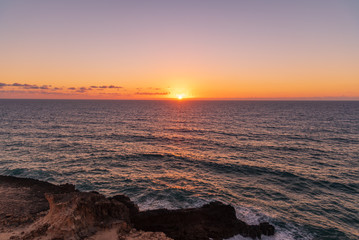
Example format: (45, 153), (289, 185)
(133, 201), (275, 240)
(260, 222), (275, 236)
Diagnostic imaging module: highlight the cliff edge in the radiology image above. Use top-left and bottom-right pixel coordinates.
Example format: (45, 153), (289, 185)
(0, 175), (274, 240)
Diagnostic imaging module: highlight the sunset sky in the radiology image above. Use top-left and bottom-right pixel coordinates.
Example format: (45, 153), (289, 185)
(1, 0), (358, 100)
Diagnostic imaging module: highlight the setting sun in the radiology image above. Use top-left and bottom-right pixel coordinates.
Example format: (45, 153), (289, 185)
(177, 95), (184, 100)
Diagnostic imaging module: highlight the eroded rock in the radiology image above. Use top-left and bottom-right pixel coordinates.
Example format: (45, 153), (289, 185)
(10, 192), (131, 240)
(0, 176), (76, 230)
(133, 201), (275, 240)
(42, 192), (130, 239)
(1, 176), (275, 240)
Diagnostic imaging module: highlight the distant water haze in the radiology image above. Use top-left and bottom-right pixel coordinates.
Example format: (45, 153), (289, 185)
(0, 100), (358, 239)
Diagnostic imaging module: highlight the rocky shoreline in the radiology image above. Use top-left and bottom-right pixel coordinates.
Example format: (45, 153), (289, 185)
(0, 175), (275, 240)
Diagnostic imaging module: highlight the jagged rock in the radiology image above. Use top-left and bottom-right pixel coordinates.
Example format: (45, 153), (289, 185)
(133, 201), (275, 240)
(10, 192), (131, 240)
(0, 176), (275, 240)
(40, 192), (130, 239)
(259, 222), (275, 236)
(109, 194), (139, 222)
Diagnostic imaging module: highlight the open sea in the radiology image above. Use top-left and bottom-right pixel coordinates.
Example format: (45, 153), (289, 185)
(0, 99), (358, 240)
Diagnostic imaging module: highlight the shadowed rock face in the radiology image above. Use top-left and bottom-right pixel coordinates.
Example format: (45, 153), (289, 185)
(0, 175), (76, 229)
(109, 194), (139, 221)
(133, 201), (275, 240)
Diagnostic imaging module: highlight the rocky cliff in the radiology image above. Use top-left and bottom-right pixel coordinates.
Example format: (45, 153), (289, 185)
(0, 175), (274, 240)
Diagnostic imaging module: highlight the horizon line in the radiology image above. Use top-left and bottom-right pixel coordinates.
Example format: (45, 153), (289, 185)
(1, 98), (359, 101)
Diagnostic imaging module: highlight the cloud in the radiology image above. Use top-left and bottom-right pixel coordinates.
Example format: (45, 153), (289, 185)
(0, 83), (54, 90)
(25, 85), (40, 89)
(12, 83), (41, 89)
(135, 92), (169, 95)
(108, 85), (122, 89)
(0, 89), (74, 96)
(66, 86), (124, 92)
(76, 87), (91, 93)
(0, 82), (170, 98)
(134, 87), (169, 96)
(90, 85), (122, 89)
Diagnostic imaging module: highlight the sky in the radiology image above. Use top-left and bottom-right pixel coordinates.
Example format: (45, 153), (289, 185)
(0, 0), (358, 100)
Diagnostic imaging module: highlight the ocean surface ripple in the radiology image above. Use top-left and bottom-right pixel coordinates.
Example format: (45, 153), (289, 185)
(0, 100), (358, 239)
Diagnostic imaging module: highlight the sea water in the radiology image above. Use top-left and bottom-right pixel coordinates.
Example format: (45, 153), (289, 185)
(0, 100), (358, 239)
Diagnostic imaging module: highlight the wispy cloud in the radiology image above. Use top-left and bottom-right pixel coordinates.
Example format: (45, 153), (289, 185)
(76, 87), (91, 93)
(90, 85), (122, 89)
(134, 87), (169, 96)
(0, 82), (51, 89)
(0, 82), (170, 99)
(135, 92), (169, 95)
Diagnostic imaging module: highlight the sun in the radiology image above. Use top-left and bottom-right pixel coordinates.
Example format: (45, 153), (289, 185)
(170, 87), (190, 100)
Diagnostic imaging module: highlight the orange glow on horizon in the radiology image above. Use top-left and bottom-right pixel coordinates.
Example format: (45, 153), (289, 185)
(0, 77), (358, 100)
(1, 2), (359, 100)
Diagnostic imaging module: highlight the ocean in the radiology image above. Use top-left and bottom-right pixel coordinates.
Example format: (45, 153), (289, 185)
(0, 99), (358, 239)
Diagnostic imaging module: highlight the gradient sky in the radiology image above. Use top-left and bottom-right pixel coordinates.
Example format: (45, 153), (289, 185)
(1, 0), (358, 99)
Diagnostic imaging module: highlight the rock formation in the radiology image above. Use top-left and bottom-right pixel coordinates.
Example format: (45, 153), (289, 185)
(0, 175), (275, 240)
(0, 175), (76, 229)
(133, 201), (275, 240)
(6, 191), (171, 240)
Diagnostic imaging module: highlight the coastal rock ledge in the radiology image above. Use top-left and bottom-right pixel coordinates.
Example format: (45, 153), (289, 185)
(0, 175), (274, 240)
